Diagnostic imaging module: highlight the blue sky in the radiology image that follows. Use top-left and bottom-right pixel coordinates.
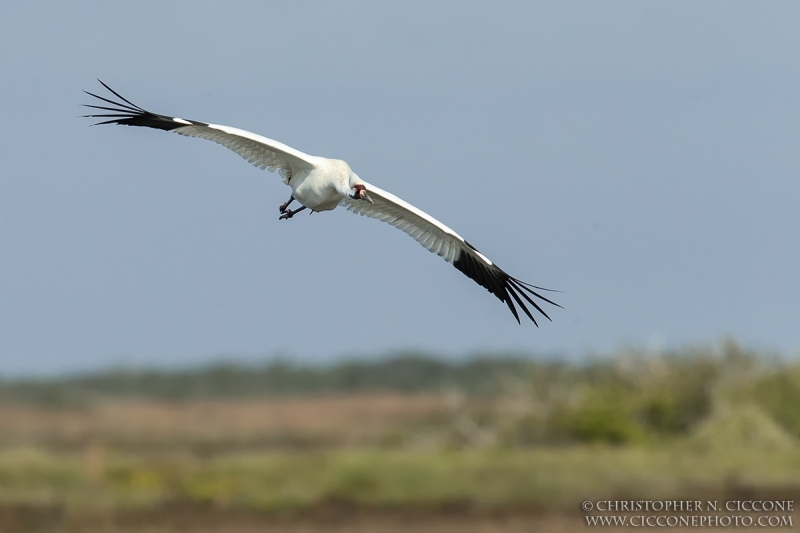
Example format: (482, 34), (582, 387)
(1, 1), (799, 375)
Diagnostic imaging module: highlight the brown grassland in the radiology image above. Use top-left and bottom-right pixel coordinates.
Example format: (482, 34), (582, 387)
(1, 347), (799, 531)
(0, 393), (798, 532)
(0, 393), (445, 452)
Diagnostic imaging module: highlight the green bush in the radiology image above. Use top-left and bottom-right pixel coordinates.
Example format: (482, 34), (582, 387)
(552, 398), (647, 445)
(749, 369), (800, 437)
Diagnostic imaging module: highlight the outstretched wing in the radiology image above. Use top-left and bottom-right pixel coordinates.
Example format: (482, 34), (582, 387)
(82, 80), (318, 183)
(342, 183), (560, 324)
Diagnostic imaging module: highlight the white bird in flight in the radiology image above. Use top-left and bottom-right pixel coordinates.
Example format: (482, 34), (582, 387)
(83, 80), (560, 324)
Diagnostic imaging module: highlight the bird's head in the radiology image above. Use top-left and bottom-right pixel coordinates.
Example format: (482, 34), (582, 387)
(349, 183), (373, 204)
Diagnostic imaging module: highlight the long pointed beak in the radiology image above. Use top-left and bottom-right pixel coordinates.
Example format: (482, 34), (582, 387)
(363, 192), (374, 204)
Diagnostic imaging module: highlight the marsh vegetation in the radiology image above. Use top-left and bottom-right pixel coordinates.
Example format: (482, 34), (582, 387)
(1, 340), (797, 532)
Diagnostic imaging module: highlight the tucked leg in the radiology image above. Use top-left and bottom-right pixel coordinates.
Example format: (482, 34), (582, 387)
(279, 205), (308, 220)
(279, 195), (295, 213)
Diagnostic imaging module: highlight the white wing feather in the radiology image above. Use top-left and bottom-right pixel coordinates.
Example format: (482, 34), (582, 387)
(341, 182), (559, 325)
(81, 80), (318, 185)
(173, 123), (319, 184)
(341, 182), (489, 266)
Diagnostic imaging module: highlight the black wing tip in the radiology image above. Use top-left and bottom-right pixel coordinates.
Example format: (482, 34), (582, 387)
(95, 79), (145, 111)
(510, 277), (563, 310)
(81, 80), (197, 131)
(503, 275), (558, 324)
(453, 245), (561, 324)
(513, 277), (564, 294)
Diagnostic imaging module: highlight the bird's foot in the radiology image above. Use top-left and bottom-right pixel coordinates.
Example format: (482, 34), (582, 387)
(279, 202), (289, 213)
(279, 205), (307, 220)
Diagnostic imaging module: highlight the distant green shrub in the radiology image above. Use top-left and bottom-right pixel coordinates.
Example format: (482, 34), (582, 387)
(749, 369), (800, 437)
(1, 342), (798, 450)
(552, 397), (647, 445)
(0, 352), (534, 404)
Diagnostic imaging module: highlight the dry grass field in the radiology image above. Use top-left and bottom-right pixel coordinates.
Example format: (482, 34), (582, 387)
(0, 393), (447, 452)
(0, 393), (798, 532)
(1, 348), (798, 531)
